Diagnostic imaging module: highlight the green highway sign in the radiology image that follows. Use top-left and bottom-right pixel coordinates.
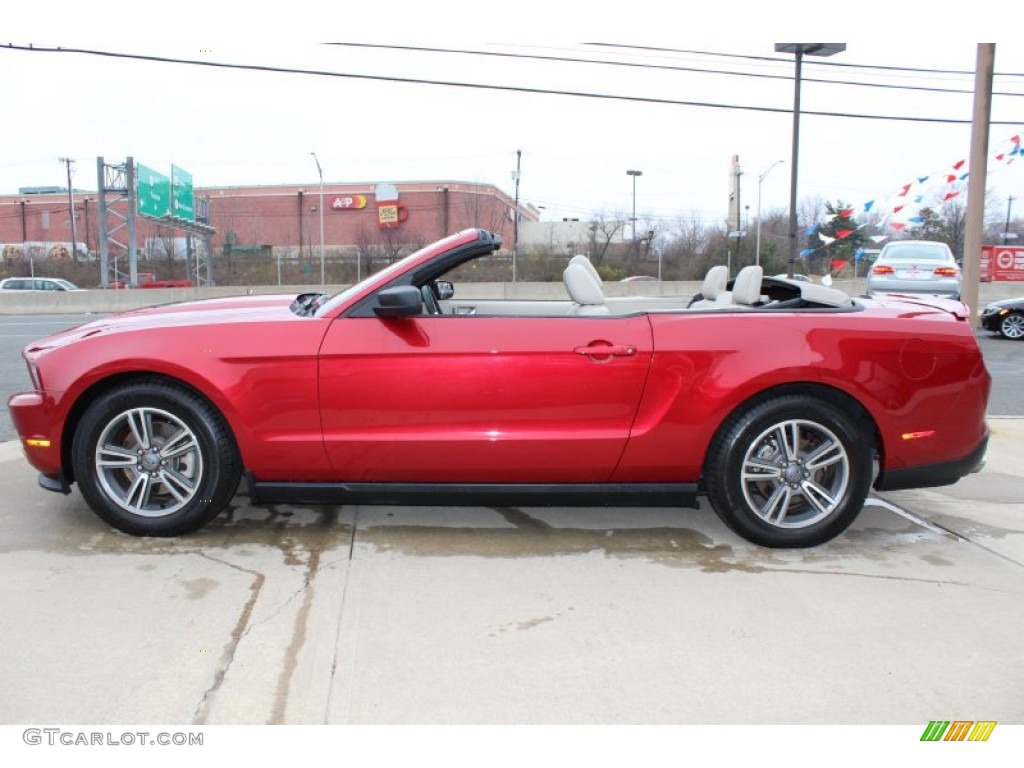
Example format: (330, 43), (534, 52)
(172, 165), (195, 221)
(137, 163), (171, 218)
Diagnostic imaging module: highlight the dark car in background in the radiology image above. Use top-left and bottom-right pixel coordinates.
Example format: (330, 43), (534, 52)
(981, 297), (1024, 339)
(865, 240), (961, 300)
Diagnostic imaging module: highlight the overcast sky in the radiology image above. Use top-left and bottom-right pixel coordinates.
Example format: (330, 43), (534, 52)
(3, 20), (1023, 236)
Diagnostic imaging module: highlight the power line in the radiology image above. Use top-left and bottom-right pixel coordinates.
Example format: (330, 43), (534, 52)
(330, 42), (1024, 98)
(585, 43), (1024, 78)
(4, 44), (1022, 125)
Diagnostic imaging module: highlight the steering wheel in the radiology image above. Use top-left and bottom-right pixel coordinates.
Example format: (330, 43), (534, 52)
(420, 284), (442, 315)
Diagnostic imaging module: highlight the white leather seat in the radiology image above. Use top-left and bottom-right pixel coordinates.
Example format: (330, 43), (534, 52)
(717, 265), (764, 308)
(569, 254), (603, 286)
(563, 261), (608, 315)
(688, 265), (729, 308)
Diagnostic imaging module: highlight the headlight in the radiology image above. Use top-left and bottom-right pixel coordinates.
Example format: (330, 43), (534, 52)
(25, 355), (41, 391)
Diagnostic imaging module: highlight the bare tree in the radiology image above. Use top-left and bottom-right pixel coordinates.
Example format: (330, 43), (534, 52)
(586, 213), (626, 266)
(661, 213), (715, 279)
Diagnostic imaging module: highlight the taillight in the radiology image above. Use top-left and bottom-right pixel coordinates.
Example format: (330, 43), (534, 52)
(872, 265), (894, 275)
(934, 267), (958, 277)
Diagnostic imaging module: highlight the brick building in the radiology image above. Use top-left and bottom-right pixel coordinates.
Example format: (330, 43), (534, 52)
(0, 180), (539, 264)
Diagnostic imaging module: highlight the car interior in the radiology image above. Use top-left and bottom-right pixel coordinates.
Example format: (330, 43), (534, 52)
(434, 256), (855, 318)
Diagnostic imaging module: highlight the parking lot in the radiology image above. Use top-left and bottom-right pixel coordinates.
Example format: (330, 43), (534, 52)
(0, 312), (1022, 725)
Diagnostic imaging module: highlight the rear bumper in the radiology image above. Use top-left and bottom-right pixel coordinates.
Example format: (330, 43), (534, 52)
(874, 431), (988, 492)
(865, 277), (961, 299)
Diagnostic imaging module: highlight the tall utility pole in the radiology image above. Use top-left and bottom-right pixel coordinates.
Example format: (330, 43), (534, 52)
(627, 169), (642, 260)
(59, 157), (79, 262)
(512, 149), (522, 282)
(734, 160), (743, 269)
(756, 160), (784, 266)
(1004, 195), (1016, 245)
(775, 44), (846, 278)
(311, 152), (325, 286)
(961, 44), (995, 327)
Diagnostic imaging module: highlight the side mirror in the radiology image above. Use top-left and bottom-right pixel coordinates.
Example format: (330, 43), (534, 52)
(374, 285), (423, 317)
(436, 280), (454, 300)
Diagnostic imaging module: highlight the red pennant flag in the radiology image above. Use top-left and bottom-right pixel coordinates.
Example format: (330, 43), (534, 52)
(898, 184), (912, 196)
(946, 175), (957, 183)
(893, 205), (905, 213)
(836, 229), (854, 239)
(831, 260), (849, 271)
(952, 159), (966, 170)
(838, 208), (853, 219)
(943, 191), (960, 201)
(890, 222), (907, 231)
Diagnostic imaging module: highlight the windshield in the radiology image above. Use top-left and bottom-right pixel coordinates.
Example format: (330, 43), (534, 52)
(312, 231), (479, 317)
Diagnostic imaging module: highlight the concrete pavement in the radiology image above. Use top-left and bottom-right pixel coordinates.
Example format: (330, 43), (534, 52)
(0, 420), (1021, 725)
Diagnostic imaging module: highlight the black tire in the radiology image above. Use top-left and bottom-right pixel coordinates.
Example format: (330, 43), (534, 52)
(998, 311), (1024, 340)
(704, 394), (872, 548)
(71, 379), (241, 536)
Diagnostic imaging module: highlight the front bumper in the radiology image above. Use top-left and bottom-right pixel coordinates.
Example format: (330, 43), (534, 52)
(7, 390), (65, 479)
(980, 310), (1007, 332)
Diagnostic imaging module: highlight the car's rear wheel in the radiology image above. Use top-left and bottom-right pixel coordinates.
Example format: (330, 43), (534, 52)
(999, 312), (1024, 340)
(704, 394), (872, 548)
(71, 380), (240, 536)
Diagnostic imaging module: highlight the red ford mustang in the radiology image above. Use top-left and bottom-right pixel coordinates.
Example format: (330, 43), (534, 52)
(8, 229), (990, 547)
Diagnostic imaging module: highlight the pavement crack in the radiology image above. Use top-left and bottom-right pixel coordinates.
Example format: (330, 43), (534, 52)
(324, 505), (360, 724)
(268, 548), (321, 724)
(191, 554), (266, 725)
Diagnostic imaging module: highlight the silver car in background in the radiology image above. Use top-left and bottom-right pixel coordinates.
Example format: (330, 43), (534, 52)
(865, 240), (961, 300)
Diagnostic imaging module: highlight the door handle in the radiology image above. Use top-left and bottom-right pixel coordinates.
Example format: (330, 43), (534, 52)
(573, 343), (637, 357)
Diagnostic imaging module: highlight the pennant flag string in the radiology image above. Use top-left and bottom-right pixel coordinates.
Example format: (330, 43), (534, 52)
(791, 132), (1023, 263)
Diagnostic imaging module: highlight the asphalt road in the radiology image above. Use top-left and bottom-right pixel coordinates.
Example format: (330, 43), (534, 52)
(1, 313), (1020, 445)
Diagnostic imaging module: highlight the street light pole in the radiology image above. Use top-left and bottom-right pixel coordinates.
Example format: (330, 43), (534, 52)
(1004, 195), (1016, 245)
(775, 44), (845, 278)
(755, 160), (784, 266)
(311, 152), (325, 286)
(626, 169), (642, 258)
(59, 157), (79, 262)
(512, 149), (521, 283)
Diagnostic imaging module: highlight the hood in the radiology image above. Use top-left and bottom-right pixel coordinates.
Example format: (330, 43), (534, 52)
(983, 296), (1024, 311)
(25, 293), (306, 354)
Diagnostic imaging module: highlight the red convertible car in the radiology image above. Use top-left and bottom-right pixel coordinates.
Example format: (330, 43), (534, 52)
(8, 229), (990, 548)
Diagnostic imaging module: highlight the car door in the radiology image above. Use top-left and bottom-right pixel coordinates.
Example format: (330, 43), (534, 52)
(317, 313), (653, 483)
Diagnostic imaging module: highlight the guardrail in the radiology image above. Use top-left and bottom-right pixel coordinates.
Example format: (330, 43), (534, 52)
(0, 279), (1020, 314)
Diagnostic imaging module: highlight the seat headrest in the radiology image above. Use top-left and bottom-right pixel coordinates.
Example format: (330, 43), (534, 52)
(732, 265), (764, 306)
(563, 262), (605, 306)
(701, 265), (728, 300)
(569, 254), (603, 285)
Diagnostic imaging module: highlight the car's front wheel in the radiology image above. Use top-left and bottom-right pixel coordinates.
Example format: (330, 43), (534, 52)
(704, 394), (873, 548)
(998, 311), (1024, 340)
(71, 379), (241, 536)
